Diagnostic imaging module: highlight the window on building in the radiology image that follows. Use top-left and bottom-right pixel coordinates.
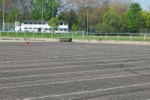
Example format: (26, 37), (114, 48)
(29, 28), (32, 29)
(24, 28), (28, 29)
(64, 22), (67, 25)
(34, 28), (37, 29)
(29, 22), (32, 24)
(24, 22), (28, 24)
(60, 28), (64, 31)
(34, 23), (37, 24)
(60, 22), (63, 25)
(38, 23), (41, 25)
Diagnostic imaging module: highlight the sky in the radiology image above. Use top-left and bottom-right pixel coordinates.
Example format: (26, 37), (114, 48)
(132, 0), (150, 11)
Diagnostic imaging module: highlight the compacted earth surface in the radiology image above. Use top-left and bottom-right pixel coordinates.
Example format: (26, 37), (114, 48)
(0, 42), (150, 100)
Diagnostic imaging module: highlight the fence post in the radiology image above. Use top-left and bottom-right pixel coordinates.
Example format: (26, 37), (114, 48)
(61, 33), (62, 37)
(94, 33), (95, 39)
(72, 33), (73, 39)
(82, 31), (84, 38)
(130, 33), (132, 41)
(117, 33), (119, 40)
(24, 32), (26, 37)
(51, 32), (53, 38)
(41, 30), (43, 38)
(144, 33), (146, 41)
(105, 33), (107, 40)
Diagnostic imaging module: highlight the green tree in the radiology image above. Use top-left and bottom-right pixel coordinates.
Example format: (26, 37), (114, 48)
(126, 3), (142, 33)
(135, 11), (146, 30)
(58, 11), (68, 21)
(76, 7), (92, 31)
(90, 26), (95, 33)
(0, 10), (3, 24)
(77, 17), (86, 31)
(139, 10), (150, 28)
(120, 13), (129, 32)
(30, 0), (59, 21)
(7, 9), (23, 23)
(48, 17), (59, 30)
(95, 23), (112, 33)
(71, 23), (78, 31)
(102, 11), (123, 33)
(58, 9), (78, 29)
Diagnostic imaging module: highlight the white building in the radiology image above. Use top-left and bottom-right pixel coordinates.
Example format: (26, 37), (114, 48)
(15, 20), (69, 33)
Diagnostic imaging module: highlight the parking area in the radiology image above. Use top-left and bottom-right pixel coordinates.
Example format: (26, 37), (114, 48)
(0, 42), (150, 100)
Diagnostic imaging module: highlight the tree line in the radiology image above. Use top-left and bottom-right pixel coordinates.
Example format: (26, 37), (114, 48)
(0, 0), (150, 33)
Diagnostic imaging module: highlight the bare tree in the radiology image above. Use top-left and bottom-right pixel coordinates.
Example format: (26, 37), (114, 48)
(66, 0), (110, 29)
(0, 0), (31, 20)
(109, 0), (132, 15)
(18, 0), (31, 20)
(0, 0), (14, 14)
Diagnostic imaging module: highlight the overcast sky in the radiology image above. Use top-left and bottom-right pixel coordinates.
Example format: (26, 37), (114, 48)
(132, 0), (150, 11)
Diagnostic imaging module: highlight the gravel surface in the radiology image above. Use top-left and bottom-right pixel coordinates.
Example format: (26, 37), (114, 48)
(0, 42), (150, 100)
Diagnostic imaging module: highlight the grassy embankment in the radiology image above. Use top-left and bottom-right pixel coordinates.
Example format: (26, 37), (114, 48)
(0, 32), (150, 41)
